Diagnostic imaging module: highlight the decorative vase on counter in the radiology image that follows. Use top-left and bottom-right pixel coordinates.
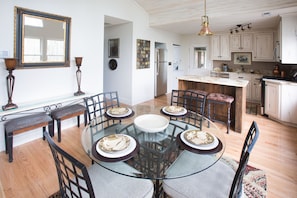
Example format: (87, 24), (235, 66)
(273, 65), (280, 76)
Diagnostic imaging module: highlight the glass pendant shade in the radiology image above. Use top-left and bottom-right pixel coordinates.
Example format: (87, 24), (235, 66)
(198, 16), (213, 36)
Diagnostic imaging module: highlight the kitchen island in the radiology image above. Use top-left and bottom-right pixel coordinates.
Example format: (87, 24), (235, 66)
(178, 76), (249, 133)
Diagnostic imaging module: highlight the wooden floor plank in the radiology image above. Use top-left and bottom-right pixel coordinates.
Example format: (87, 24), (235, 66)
(0, 93), (296, 198)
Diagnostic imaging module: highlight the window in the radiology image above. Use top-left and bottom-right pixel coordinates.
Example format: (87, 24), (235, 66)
(24, 38), (41, 62)
(194, 47), (207, 68)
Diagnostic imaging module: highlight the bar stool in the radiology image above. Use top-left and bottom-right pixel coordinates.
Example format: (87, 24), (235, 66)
(51, 104), (87, 142)
(207, 93), (234, 133)
(4, 112), (53, 162)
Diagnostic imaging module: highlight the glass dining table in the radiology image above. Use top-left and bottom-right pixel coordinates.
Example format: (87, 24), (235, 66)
(81, 108), (225, 197)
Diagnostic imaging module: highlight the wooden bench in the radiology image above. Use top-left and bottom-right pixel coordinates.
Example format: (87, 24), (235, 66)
(4, 112), (53, 162)
(51, 104), (87, 142)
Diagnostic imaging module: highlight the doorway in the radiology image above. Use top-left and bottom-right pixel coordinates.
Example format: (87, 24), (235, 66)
(154, 42), (167, 97)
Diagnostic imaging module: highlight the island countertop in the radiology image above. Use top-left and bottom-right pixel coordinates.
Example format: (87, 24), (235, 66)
(177, 75), (249, 87)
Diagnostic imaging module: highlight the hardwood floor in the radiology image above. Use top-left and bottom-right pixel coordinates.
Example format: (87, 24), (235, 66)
(0, 94), (296, 198)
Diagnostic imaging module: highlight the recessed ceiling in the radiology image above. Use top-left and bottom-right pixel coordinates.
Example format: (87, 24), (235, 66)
(134, 0), (297, 35)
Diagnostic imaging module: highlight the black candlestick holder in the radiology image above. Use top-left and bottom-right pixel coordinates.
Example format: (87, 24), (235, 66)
(74, 57), (85, 96)
(3, 58), (18, 111)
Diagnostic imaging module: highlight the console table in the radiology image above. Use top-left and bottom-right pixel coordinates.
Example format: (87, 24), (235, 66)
(0, 93), (93, 121)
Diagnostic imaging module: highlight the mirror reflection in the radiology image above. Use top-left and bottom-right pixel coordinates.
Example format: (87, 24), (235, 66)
(194, 47), (207, 68)
(15, 7), (71, 68)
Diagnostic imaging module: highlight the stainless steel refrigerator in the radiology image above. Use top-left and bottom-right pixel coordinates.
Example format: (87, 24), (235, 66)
(154, 48), (167, 97)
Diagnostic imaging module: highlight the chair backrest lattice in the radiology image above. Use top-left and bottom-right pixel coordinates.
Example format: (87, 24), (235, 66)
(44, 131), (95, 198)
(229, 121), (259, 198)
(84, 91), (121, 127)
(240, 121), (259, 161)
(170, 90), (207, 128)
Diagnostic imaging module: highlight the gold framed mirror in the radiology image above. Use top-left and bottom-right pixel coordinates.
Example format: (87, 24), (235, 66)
(14, 7), (71, 68)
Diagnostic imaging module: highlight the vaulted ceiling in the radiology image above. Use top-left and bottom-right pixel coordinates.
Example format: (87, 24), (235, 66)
(134, 0), (297, 35)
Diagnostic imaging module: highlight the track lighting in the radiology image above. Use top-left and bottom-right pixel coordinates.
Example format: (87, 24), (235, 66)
(229, 23), (251, 34)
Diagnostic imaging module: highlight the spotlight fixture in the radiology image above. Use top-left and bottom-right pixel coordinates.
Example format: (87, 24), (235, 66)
(229, 23), (252, 34)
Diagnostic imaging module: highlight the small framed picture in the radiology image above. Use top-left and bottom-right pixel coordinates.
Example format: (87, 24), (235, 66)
(233, 53), (252, 65)
(108, 38), (119, 58)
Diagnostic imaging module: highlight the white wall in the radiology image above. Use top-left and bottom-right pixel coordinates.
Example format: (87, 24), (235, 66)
(180, 34), (212, 76)
(104, 23), (133, 105)
(0, 0), (182, 152)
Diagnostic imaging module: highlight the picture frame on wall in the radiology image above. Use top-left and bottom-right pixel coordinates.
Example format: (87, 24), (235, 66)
(136, 39), (150, 69)
(108, 38), (119, 58)
(233, 52), (252, 65)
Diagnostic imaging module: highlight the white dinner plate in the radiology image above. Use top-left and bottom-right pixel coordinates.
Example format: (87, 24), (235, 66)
(106, 107), (132, 117)
(180, 130), (219, 150)
(134, 114), (169, 133)
(162, 106), (187, 116)
(96, 134), (136, 158)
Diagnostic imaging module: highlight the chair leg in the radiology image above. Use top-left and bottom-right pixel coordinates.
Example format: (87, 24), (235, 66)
(227, 104), (231, 134)
(42, 126), (46, 140)
(57, 119), (61, 142)
(7, 132), (13, 162)
(77, 115), (80, 128)
(5, 130), (8, 154)
(207, 102), (211, 128)
(48, 120), (54, 137)
(84, 111), (87, 126)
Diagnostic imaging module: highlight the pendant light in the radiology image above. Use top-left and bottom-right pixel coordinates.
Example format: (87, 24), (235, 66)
(198, 0), (213, 36)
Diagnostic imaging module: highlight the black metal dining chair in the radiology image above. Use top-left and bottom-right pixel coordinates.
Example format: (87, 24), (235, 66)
(170, 90), (207, 129)
(44, 131), (154, 198)
(84, 91), (124, 144)
(163, 121), (260, 198)
(84, 91), (121, 125)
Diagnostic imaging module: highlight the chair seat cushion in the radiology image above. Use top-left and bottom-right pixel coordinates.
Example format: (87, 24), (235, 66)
(207, 93), (234, 104)
(163, 158), (236, 198)
(5, 113), (52, 133)
(51, 104), (85, 119)
(88, 163), (154, 198)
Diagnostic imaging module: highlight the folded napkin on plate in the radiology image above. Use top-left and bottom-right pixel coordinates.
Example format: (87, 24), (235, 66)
(185, 130), (213, 145)
(109, 107), (128, 115)
(101, 134), (130, 152)
(165, 106), (184, 113)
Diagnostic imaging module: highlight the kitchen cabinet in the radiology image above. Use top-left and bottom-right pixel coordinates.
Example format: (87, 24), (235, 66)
(253, 32), (274, 62)
(264, 81), (280, 119)
(264, 79), (297, 125)
(279, 13), (297, 64)
(211, 34), (231, 60)
(250, 74), (262, 103)
(230, 33), (253, 52)
(229, 73), (262, 103)
(279, 84), (297, 124)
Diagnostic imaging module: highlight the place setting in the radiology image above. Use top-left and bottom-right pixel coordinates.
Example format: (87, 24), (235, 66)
(176, 129), (223, 154)
(161, 105), (188, 117)
(92, 134), (139, 162)
(105, 106), (134, 119)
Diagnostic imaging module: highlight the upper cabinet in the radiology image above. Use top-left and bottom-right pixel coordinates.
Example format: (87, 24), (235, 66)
(211, 34), (231, 60)
(230, 33), (253, 52)
(253, 32), (274, 62)
(279, 14), (297, 64)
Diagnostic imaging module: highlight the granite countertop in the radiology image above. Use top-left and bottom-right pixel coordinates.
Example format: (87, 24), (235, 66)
(178, 75), (249, 87)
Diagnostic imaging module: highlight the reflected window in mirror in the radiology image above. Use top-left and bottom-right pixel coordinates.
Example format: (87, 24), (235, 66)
(15, 7), (71, 68)
(194, 47), (207, 68)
